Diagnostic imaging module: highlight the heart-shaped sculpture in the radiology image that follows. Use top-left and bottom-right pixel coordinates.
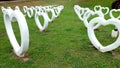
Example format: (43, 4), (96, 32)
(23, 6), (34, 18)
(74, 5), (85, 21)
(94, 5), (109, 15)
(88, 17), (120, 52)
(34, 8), (50, 32)
(52, 5), (64, 18)
(2, 6), (29, 57)
(94, 5), (101, 12)
(27, 8), (34, 18)
(83, 10), (104, 29)
(110, 9), (120, 19)
(43, 6), (57, 22)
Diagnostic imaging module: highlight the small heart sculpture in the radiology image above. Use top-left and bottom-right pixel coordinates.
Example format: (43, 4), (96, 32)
(94, 5), (109, 15)
(94, 5), (101, 11)
(83, 10), (104, 29)
(88, 17), (120, 52)
(34, 8), (50, 32)
(53, 5), (64, 18)
(110, 9), (120, 19)
(74, 5), (85, 21)
(23, 6), (34, 18)
(2, 6), (29, 57)
(43, 6), (57, 22)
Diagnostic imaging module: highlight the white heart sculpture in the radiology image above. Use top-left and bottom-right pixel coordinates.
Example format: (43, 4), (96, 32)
(23, 6), (34, 18)
(94, 5), (109, 15)
(83, 10), (104, 29)
(74, 5), (104, 29)
(43, 6), (57, 22)
(110, 9), (120, 19)
(34, 8), (50, 32)
(74, 5), (85, 21)
(88, 17), (120, 52)
(53, 5), (64, 17)
(2, 6), (29, 57)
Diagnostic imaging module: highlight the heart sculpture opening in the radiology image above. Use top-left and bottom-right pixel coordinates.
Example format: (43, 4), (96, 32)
(95, 25), (116, 46)
(110, 9), (120, 19)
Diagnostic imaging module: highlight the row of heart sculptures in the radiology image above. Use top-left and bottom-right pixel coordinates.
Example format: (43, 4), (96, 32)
(1, 5), (120, 57)
(1, 5), (64, 57)
(74, 5), (120, 52)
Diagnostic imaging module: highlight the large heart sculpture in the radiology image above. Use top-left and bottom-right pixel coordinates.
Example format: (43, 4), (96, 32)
(88, 17), (120, 52)
(2, 6), (29, 57)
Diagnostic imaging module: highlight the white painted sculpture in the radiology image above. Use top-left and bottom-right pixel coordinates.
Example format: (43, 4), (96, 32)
(1, 5), (64, 57)
(74, 5), (120, 52)
(23, 6), (34, 18)
(1, 6), (29, 57)
(34, 7), (50, 32)
(33, 5), (64, 31)
(88, 17), (120, 52)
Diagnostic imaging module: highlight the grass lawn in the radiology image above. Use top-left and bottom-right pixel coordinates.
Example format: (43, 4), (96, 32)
(1, 0), (120, 68)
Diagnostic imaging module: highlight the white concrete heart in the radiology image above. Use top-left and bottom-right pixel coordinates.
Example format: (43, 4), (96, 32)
(74, 5), (85, 21)
(88, 17), (120, 52)
(23, 6), (34, 18)
(94, 5), (109, 15)
(43, 6), (57, 22)
(110, 9), (120, 19)
(51, 5), (64, 18)
(83, 10), (104, 29)
(94, 5), (101, 12)
(2, 6), (29, 57)
(34, 8), (50, 32)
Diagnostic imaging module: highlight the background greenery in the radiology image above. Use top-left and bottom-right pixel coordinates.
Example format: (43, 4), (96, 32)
(1, 0), (120, 68)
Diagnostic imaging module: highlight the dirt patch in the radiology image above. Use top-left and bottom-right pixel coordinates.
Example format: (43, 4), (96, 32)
(112, 51), (120, 59)
(0, 0), (67, 7)
(13, 53), (30, 62)
(0, 32), (6, 36)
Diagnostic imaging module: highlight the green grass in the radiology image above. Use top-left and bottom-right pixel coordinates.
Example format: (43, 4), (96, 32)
(1, 0), (120, 68)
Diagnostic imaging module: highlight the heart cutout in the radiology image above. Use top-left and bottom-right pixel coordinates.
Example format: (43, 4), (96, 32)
(110, 9), (120, 19)
(88, 17), (120, 52)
